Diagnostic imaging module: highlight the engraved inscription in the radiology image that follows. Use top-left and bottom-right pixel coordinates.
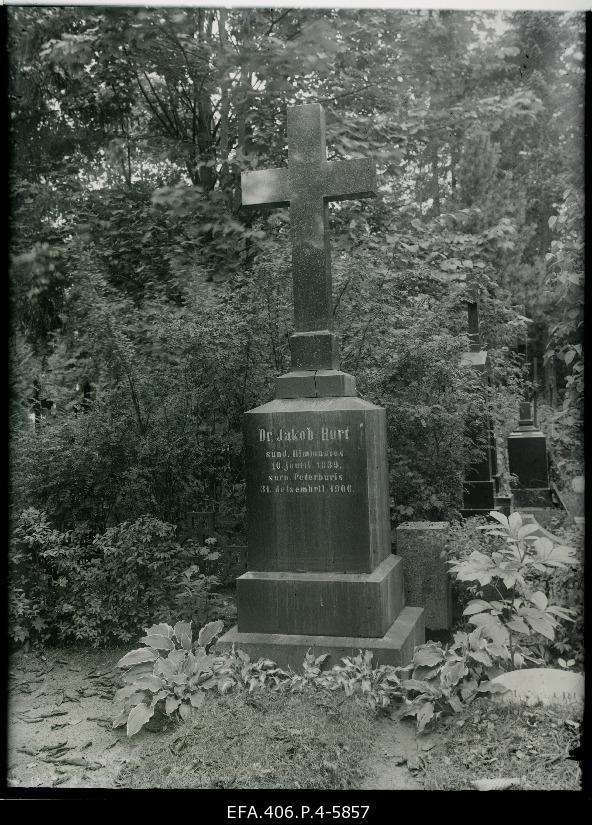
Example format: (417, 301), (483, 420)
(256, 425), (355, 495)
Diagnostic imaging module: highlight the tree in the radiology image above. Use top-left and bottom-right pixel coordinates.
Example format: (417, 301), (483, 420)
(8, 8), (584, 528)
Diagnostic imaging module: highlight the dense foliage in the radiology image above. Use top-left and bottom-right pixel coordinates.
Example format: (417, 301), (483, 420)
(9, 10), (584, 560)
(446, 514), (584, 668)
(9, 508), (227, 647)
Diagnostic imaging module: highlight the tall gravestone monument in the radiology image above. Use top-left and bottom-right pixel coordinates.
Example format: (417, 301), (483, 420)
(218, 103), (424, 669)
(459, 298), (509, 516)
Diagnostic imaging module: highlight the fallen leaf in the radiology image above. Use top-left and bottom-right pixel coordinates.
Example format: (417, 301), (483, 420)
(39, 741), (69, 752)
(49, 755), (88, 767)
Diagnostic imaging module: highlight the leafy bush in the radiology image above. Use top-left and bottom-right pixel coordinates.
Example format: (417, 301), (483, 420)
(114, 620), (512, 737)
(448, 511), (579, 668)
(9, 509), (218, 647)
(546, 532), (585, 669)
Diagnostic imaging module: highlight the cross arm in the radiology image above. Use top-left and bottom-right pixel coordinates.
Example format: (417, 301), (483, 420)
(323, 158), (377, 202)
(241, 167), (290, 208)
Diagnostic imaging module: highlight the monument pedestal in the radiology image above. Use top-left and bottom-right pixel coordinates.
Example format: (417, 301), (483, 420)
(219, 606), (424, 671)
(218, 382), (424, 669)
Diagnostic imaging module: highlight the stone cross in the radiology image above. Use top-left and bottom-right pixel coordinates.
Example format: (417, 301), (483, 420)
(241, 103), (376, 339)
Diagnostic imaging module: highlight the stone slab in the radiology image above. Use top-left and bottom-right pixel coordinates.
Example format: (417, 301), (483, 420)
(245, 397), (391, 573)
(290, 330), (340, 371)
(460, 508), (497, 518)
(217, 606), (425, 671)
(237, 555), (404, 638)
(460, 350), (488, 371)
(491, 668), (584, 707)
(508, 429), (549, 489)
(275, 371), (317, 399)
(395, 522), (452, 631)
(462, 479), (496, 511)
(314, 370), (357, 398)
(275, 370), (357, 399)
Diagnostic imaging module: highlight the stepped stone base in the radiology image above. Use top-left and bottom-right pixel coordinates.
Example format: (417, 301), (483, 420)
(217, 606), (425, 671)
(237, 555), (404, 638)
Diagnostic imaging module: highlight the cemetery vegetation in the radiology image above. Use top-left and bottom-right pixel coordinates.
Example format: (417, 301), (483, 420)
(9, 509), (229, 647)
(109, 504), (581, 740)
(447, 513), (584, 670)
(448, 510), (580, 670)
(116, 691), (375, 790)
(9, 9), (583, 646)
(421, 697), (582, 790)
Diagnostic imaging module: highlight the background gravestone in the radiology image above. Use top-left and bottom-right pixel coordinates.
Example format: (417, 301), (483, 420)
(218, 103), (424, 669)
(459, 299), (508, 516)
(507, 401), (552, 507)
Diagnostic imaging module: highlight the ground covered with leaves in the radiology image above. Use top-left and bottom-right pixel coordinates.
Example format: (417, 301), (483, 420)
(8, 648), (583, 792)
(421, 697), (582, 791)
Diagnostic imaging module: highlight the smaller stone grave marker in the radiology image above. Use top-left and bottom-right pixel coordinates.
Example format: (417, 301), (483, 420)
(507, 401), (552, 507)
(491, 668), (584, 708)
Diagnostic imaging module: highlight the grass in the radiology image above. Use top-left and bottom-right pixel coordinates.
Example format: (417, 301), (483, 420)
(420, 697), (583, 791)
(116, 690), (375, 790)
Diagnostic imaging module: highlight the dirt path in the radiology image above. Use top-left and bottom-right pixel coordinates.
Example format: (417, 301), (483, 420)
(7, 648), (148, 789)
(358, 716), (424, 790)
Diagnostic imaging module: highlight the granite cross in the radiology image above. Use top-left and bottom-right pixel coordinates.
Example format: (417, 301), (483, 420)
(241, 103), (376, 335)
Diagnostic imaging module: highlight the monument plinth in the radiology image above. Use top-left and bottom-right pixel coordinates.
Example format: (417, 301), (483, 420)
(218, 103), (424, 669)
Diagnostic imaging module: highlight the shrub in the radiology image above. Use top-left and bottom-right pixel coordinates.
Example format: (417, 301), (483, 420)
(9, 509), (218, 647)
(447, 511), (579, 668)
